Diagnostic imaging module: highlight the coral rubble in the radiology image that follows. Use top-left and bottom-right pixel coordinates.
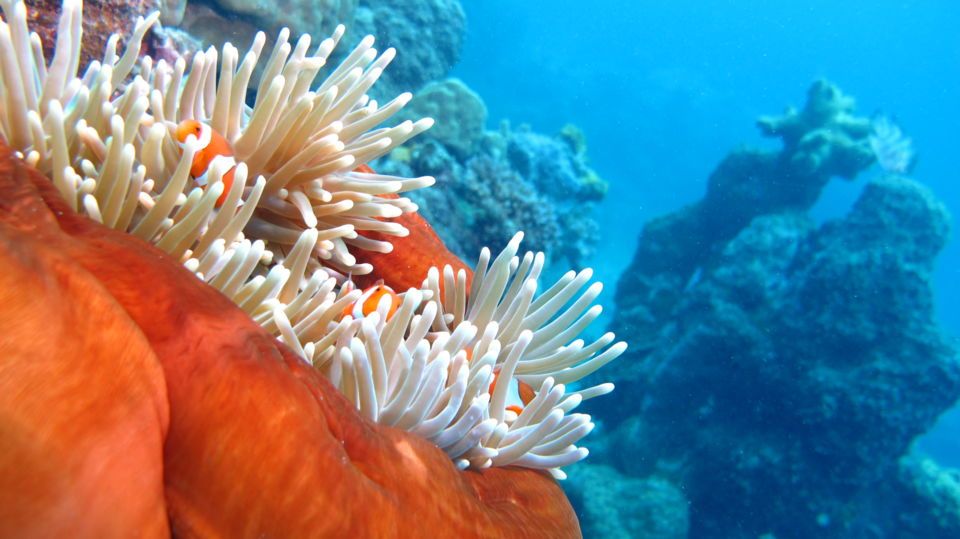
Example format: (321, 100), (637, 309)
(588, 81), (960, 538)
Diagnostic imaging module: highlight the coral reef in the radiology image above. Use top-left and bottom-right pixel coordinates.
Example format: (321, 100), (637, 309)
(170, 0), (465, 101)
(415, 146), (563, 259)
(172, 0), (355, 49)
(586, 81), (960, 537)
(0, 144), (581, 536)
(381, 96), (607, 270)
(755, 80), (874, 180)
(351, 0), (465, 98)
(613, 80), (877, 348)
(158, 0), (185, 25)
(893, 458), (960, 536)
(816, 456), (960, 536)
(208, 0), (355, 38)
(398, 78), (487, 157)
(566, 464), (689, 539)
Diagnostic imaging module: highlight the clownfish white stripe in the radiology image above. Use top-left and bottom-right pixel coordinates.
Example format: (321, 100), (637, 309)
(194, 154), (238, 187)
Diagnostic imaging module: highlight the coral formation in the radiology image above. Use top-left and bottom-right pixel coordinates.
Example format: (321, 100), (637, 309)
(170, 0), (465, 101)
(166, 0), (355, 48)
(172, 1), (258, 52)
(756, 79), (874, 179)
(209, 0), (355, 38)
(0, 146), (581, 537)
(415, 147), (563, 258)
(157, 0), (185, 25)
(613, 80), (877, 348)
(566, 464), (689, 538)
(382, 109), (607, 269)
(169, 0), (358, 82)
(586, 82), (960, 537)
(351, 0), (465, 98)
(398, 78), (486, 157)
(892, 458), (960, 536)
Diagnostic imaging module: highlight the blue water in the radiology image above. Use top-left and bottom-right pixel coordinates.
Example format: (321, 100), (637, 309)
(452, 0), (960, 466)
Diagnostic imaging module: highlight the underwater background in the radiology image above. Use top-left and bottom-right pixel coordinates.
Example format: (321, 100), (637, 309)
(445, 1), (960, 536)
(449, 0), (960, 342)
(451, 0), (960, 455)
(14, 0), (956, 536)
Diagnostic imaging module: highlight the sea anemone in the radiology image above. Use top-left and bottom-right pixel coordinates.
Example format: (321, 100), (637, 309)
(0, 151), (582, 536)
(1, 0), (433, 277)
(313, 232), (623, 476)
(0, 0), (624, 478)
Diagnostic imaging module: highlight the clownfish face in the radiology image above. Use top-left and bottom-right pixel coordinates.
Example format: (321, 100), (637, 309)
(342, 284), (400, 321)
(174, 119), (211, 149)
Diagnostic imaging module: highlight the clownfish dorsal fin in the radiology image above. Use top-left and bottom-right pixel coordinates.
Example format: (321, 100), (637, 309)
(517, 379), (537, 406)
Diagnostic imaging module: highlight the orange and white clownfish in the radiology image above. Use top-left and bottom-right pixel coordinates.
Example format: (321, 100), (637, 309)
(174, 119), (237, 208)
(354, 163), (376, 174)
(341, 283), (400, 321)
(489, 369), (537, 416)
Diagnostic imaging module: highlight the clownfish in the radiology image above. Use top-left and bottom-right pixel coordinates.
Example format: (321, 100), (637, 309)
(174, 119), (237, 208)
(341, 283), (400, 321)
(354, 163), (376, 174)
(489, 369), (537, 416)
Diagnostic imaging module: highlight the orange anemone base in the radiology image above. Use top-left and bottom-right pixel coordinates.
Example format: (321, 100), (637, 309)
(0, 143), (579, 538)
